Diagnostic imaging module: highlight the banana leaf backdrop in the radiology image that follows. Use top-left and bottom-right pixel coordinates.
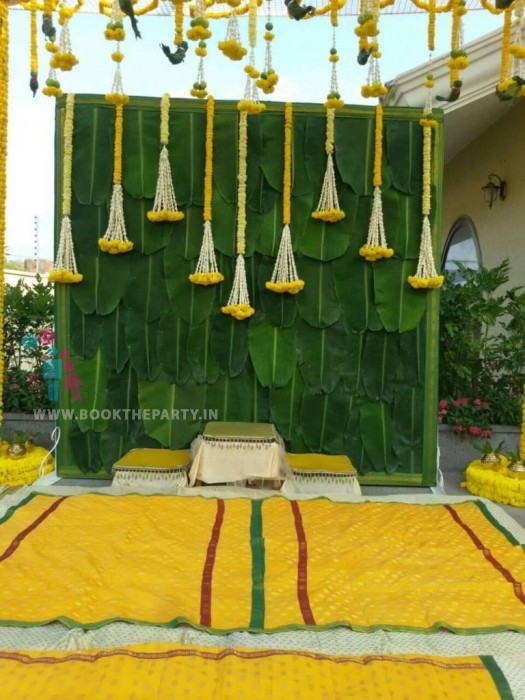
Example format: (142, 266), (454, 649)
(55, 96), (443, 485)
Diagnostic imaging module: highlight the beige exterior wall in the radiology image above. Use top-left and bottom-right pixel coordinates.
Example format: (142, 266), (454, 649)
(442, 100), (525, 290)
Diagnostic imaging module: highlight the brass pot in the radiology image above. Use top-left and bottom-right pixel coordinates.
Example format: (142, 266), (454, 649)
(508, 460), (525, 473)
(7, 443), (27, 460)
(481, 452), (500, 464)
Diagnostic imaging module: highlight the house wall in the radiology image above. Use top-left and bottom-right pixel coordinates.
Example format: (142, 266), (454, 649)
(442, 99), (525, 289)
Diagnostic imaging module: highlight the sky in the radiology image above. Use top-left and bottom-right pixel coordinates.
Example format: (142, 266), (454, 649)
(5, 7), (503, 262)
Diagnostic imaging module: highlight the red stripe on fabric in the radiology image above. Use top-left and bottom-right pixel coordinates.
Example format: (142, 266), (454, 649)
(445, 504), (525, 604)
(291, 500), (315, 626)
(0, 496), (68, 564)
(200, 499), (225, 627)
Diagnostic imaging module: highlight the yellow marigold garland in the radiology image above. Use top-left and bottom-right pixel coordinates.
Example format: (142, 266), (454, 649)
(520, 385), (525, 461)
(447, 0), (468, 87)
(256, 0), (279, 94)
(462, 458), (525, 508)
(148, 93), (184, 224)
(190, 97), (224, 286)
(497, 2), (525, 100)
(0, 0), (8, 423)
(359, 104), (394, 261)
(49, 93), (83, 284)
(0, 445), (54, 487)
(218, 12), (247, 61)
(266, 103), (304, 295)
(29, 0), (38, 96)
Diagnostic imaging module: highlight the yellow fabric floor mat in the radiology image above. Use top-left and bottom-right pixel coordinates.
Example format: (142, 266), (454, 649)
(0, 644), (512, 700)
(0, 493), (524, 633)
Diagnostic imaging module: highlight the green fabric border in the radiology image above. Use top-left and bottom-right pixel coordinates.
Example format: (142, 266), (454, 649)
(249, 499), (265, 630)
(480, 656), (515, 700)
(474, 500), (521, 547)
(0, 493), (38, 526)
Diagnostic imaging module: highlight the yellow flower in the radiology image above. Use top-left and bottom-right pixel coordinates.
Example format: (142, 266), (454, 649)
(265, 280), (305, 294)
(98, 238), (134, 254)
(447, 56), (469, 70)
(237, 100), (266, 114)
(105, 93), (130, 106)
(419, 117), (438, 129)
(359, 245), (394, 261)
(46, 42), (58, 53)
(48, 268), (83, 284)
(189, 271), (224, 286)
(147, 210), (185, 222)
(264, 31), (275, 41)
(244, 65), (260, 78)
(463, 459), (525, 508)
(105, 27), (126, 42)
(42, 86), (63, 98)
(218, 39), (247, 60)
(407, 275), (444, 289)
(195, 47), (207, 57)
(311, 209), (346, 223)
(324, 98), (344, 110)
(0, 447), (54, 486)
(329, 54), (339, 63)
(50, 52), (79, 71)
(187, 26), (212, 41)
(111, 51), (125, 63)
(221, 303), (255, 320)
(190, 88), (208, 99)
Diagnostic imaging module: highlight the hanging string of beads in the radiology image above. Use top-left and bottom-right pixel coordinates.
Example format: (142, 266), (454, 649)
(256, 0), (278, 94)
(218, 10), (247, 60)
(29, 0), (38, 96)
(99, 0), (133, 255)
(174, 0), (185, 47)
(312, 29), (345, 223)
(189, 0), (211, 98)
(221, 109), (255, 320)
(190, 96), (224, 286)
(49, 94), (83, 284)
(266, 103), (304, 295)
(51, 0), (82, 72)
(408, 80), (443, 289)
(148, 93), (185, 223)
(238, 0), (265, 114)
(359, 104), (394, 261)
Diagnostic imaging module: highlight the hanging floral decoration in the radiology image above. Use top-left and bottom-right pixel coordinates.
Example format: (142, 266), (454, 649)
(189, 0), (211, 98)
(41, 0), (60, 97)
(408, 88), (443, 289)
(218, 11), (247, 60)
(238, 0), (265, 114)
(147, 93), (185, 223)
(0, 0), (8, 423)
(190, 96), (224, 286)
(29, 0), (38, 96)
(256, 0), (278, 94)
(50, 0), (82, 72)
(359, 104), (394, 261)
(49, 94), (83, 284)
(221, 110), (255, 319)
(266, 103), (304, 295)
(495, 0), (525, 100)
(312, 28), (345, 223)
(358, 0), (387, 99)
(436, 0), (468, 101)
(99, 3), (133, 255)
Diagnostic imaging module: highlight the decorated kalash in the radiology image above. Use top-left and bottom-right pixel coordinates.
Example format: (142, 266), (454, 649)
(0, 4), (525, 699)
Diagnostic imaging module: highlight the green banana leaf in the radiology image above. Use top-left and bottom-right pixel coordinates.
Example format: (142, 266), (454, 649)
(71, 104), (113, 206)
(291, 117), (312, 198)
(100, 304), (130, 374)
(99, 428), (135, 471)
(72, 348), (109, 433)
(392, 385), (424, 473)
(245, 255), (262, 313)
(343, 395), (373, 473)
(69, 423), (104, 474)
(341, 331), (366, 396)
(334, 116), (374, 196)
(269, 367), (305, 441)
(362, 331), (400, 403)
(209, 192), (237, 257)
(259, 112), (284, 193)
(304, 116), (328, 197)
(126, 315), (161, 381)
(163, 205), (205, 261)
(381, 189), (422, 260)
(69, 303), (101, 359)
(71, 251), (131, 316)
(258, 257), (298, 328)
(248, 318), (296, 388)
(249, 178), (280, 219)
(243, 208), (263, 257)
(210, 312), (248, 377)
(255, 199), (283, 257)
(216, 252), (235, 307)
(398, 322), (425, 387)
(246, 114), (264, 205)
(332, 249), (383, 332)
(70, 201), (107, 256)
(122, 108), (160, 199)
(373, 259), (428, 333)
(300, 384), (347, 454)
(169, 109), (206, 207)
(124, 196), (173, 255)
(297, 318), (348, 394)
(212, 111), (238, 204)
(296, 257), (340, 328)
(359, 401), (397, 472)
(385, 119), (423, 195)
(124, 249), (169, 323)
(248, 358), (271, 422)
(204, 368), (255, 422)
(106, 361), (139, 433)
(298, 186), (357, 262)
(187, 318), (220, 384)
(158, 312), (191, 385)
(138, 375), (206, 448)
(164, 253), (217, 326)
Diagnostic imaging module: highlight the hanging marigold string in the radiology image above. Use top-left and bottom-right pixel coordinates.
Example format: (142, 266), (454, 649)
(49, 94), (83, 284)
(148, 93), (185, 223)
(174, 0), (184, 46)
(51, 1), (81, 72)
(359, 104), (394, 261)
(238, 0), (265, 114)
(190, 96), (224, 286)
(520, 385), (525, 462)
(221, 110), (255, 319)
(447, 0), (468, 89)
(0, 0), (9, 424)
(29, 0), (38, 96)
(189, 0), (211, 98)
(497, 2), (525, 100)
(266, 103), (304, 295)
(312, 30), (345, 223)
(359, 0), (388, 98)
(256, 0), (278, 94)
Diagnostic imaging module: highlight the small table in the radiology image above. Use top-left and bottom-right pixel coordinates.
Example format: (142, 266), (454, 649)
(189, 422), (286, 486)
(282, 453), (361, 496)
(112, 449), (191, 491)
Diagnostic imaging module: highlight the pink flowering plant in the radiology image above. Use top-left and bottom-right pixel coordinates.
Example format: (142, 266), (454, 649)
(438, 397), (492, 440)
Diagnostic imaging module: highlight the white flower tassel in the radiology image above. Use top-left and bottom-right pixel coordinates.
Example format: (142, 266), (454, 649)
(222, 255), (254, 320)
(359, 186), (393, 261)
(266, 225), (304, 294)
(189, 221), (224, 285)
(315, 152), (340, 215)
(148, 146), (184, 223)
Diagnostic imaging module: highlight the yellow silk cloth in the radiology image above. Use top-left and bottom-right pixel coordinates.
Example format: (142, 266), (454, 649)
(0, 645), (510, 700)
(285, 452), (356, 473)
(113, 449), (191, 470)
(0, 494), (525, 632)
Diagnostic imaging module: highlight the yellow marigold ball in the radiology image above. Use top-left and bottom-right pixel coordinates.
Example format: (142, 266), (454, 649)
(98, 238), (134, 254)
(147, 210), (185, 223)
(265, 280), (305, 295)
(188, 271), (224, 286)
(311, 209), (346, 223)
(218, 39), (247, 61)
(111, 51), (125, 63)
(48, 268), (83, 284)
(237, 100), (266, 114)
(42, 86), (63, 98)
(324, 98), (344, 110)
(221, 303), (255, 320)
(46, 42), (58, 53)
(187, 26), (212, 41)
(105, 93), (130, 105)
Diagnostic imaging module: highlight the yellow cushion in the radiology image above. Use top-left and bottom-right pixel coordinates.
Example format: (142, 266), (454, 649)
(285, 453), (356, 474)
(113, 449), (191, 472)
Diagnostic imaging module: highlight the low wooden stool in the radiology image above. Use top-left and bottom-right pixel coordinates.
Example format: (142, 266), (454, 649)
(282, 453), (361, 496)
(112, 449), (191, 491)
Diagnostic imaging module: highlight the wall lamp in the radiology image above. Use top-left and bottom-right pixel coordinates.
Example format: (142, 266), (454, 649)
(481, 173), (507, 208)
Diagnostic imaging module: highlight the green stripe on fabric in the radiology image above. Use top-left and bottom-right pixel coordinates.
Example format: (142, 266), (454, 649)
(249, 499), (265, 630)
(474, 501), (521, 547)
(480, 656), (514, 699)
(0, 493), (38, 526)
